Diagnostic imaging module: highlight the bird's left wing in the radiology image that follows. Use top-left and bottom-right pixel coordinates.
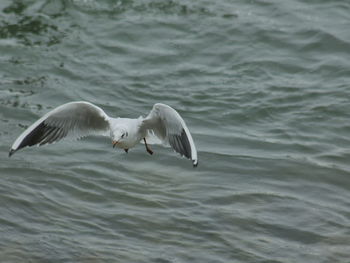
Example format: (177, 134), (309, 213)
(141, 103), (198, 167)
(9, 101), (111, 156)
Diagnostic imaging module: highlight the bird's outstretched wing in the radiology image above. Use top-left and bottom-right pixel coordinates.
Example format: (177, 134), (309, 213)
(141, 103), (198, 167)
(9, 101), (111, 156)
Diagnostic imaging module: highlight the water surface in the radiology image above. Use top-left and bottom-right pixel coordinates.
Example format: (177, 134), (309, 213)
(1, 0), (350, 262)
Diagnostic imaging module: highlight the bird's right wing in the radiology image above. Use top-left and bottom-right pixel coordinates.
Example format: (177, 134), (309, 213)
(9, 101), (111, 156)
(141, 103), (198, 167)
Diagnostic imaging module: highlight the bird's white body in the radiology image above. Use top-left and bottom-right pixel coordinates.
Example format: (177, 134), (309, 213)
(9, 101), (198, 167)
(109, 117), (144, 150)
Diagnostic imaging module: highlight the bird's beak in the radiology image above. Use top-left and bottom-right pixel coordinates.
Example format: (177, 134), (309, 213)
(112, 140), (118, 148)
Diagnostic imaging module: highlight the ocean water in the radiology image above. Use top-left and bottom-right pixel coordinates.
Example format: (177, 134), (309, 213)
(1, 0), (350, 262)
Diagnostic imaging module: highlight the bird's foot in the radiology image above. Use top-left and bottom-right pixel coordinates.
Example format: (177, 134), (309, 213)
(124, 149), (128, 153)
(146, 148), (153, 155)
(143, 138), (153, 155)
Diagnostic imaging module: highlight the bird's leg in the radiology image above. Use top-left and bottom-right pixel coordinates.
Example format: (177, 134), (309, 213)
(143, 138), (153, 155)
(124, 149), (128, 153)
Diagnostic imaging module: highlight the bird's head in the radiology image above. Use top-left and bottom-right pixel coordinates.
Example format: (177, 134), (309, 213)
(112, 128), (129, 148)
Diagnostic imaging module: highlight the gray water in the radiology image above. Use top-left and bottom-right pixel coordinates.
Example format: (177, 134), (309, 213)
(1, 0), (350, 262)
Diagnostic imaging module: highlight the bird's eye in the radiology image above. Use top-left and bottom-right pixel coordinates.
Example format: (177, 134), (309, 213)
(121, 133), (125, 138)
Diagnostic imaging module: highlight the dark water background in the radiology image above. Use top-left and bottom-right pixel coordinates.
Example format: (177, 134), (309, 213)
(1, 0), (350, 262)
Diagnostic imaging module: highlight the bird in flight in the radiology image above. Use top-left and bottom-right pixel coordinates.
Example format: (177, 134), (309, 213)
(9, 101), (198, 167)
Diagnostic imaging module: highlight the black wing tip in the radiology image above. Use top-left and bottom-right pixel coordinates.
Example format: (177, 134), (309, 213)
(9, 149), (16, 157)
(192, 160), (198, 167)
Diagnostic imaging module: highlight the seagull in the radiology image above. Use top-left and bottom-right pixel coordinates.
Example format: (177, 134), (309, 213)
(9, 101), (198, 167)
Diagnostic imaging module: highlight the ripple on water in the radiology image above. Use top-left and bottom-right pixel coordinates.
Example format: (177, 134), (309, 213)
(1, 0), (350, 262)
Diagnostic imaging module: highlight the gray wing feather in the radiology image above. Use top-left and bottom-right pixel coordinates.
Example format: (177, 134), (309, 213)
(142, 103), (198, 167)
(9, 101), (111, 156)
